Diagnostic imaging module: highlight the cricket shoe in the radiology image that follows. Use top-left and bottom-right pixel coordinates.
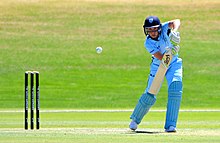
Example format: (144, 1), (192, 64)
(129, 120), (137, 131)
(165, 126), (177, 133)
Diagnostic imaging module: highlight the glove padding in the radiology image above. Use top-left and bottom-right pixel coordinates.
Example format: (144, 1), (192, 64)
(169, 30), (180, 45)
(171, 45), (180, 55)
(166, 45), (180, 56)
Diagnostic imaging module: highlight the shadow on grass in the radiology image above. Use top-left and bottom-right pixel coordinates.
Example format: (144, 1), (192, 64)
(126, 130), (165, 134)
(135, 130), (164, 134)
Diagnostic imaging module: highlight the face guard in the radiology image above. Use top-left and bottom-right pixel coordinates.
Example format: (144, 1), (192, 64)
(144, 26), (161, 36)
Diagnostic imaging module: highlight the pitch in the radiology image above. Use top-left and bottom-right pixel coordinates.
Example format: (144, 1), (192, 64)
(0, 110), (220, 143)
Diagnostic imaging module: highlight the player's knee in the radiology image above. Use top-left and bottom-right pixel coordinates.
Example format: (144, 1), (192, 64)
(168, 81), (182, 97)
(139, 92), (156, 106)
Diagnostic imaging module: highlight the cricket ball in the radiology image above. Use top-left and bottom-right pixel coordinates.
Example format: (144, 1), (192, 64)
(96, 47), (102, 54)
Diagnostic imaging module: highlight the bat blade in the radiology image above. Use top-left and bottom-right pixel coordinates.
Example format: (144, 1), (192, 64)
(148, 50), (172, 95)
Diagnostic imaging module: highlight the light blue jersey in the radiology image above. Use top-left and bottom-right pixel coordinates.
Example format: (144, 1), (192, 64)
(144, 22), (178, 66)
(143, 21), (182, 91)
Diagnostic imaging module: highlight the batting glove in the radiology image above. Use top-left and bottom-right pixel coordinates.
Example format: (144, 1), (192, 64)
(169, 30), (180, 46)
(171, 45), (180, 55)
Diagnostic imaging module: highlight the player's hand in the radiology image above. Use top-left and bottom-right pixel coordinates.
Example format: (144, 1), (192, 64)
(169, 30), (180, 45)
(171, 45), (180, 55)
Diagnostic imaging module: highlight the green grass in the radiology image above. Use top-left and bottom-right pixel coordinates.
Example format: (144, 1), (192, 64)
(0, 110), (220, 143)
(0, 0), (220, 109)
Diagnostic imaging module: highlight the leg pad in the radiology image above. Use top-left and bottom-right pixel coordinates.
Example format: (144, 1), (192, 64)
(165, 81), (182, 129)
(130, 93), (156, 124)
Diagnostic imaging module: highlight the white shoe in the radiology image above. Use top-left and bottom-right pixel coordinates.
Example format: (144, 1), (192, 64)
(129, 120), (137, 131)
(165, 126), (176, 132)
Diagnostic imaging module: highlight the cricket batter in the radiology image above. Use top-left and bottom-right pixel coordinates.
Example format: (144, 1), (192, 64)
(129, 16), (182, 132)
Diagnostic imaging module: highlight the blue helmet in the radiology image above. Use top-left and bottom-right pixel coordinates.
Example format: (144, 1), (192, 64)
(143, 16), (161, 36)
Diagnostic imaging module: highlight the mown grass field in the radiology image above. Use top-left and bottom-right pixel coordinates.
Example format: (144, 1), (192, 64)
(0, 0), (219, 142)
(0, 0), (219, 109)
(0, 110), (220, 143)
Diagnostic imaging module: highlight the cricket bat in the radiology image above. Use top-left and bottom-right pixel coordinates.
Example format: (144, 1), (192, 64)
(148, 49), (172, 95)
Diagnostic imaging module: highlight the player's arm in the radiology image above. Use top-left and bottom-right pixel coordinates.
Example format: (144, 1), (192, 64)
(168, 19), (181, 54)
(153, 52), (163, 60)
(168, 19), (180, 31)
(152, 20), (181, 59)
(153, 49), (174, 61)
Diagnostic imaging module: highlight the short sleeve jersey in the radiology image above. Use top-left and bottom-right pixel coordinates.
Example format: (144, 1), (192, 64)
(144, 22), (178, 65)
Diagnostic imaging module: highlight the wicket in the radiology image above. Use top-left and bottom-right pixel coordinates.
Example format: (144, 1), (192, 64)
(25, 71), (40, 130)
